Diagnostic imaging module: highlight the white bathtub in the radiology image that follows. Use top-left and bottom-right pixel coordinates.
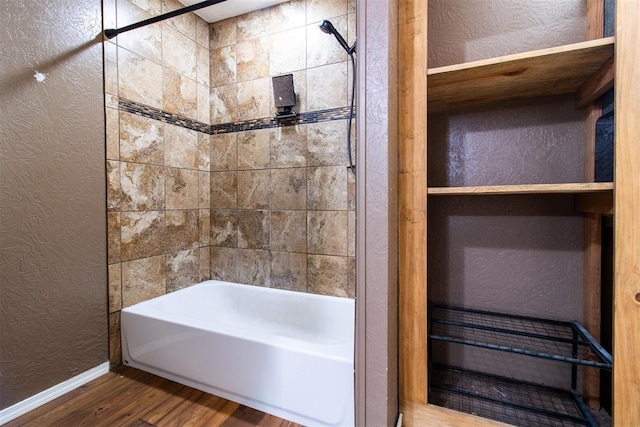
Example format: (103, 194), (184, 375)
(121, 280), (355, 427)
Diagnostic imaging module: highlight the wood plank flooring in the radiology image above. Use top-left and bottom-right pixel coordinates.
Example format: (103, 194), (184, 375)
(6, 367), (303, 427)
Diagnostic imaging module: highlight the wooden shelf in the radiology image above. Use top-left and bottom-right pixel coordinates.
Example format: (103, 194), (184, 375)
(428, 37), (614, 111)
(427, 182), (614, 196)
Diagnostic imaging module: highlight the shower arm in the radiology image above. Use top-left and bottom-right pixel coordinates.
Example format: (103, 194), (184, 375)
(103, 0), (227, 39)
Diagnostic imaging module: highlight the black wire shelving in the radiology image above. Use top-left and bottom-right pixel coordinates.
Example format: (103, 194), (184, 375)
(427, 305), (613, 426)
(429, 364), (598, 427)
(428, 305), (612, 369)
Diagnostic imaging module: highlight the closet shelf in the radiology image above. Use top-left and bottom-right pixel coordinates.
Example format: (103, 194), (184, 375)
(427, 182), (614, 196)
(429, 364), (598, 427)
(428, 37), (615, 111)
(428, 305), (613, 369)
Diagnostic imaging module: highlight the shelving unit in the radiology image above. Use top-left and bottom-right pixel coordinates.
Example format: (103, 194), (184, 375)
(398, 1), (640, 426)
(429, 306), (613, 369)
(427, 183), (613, 197)
(428, 37), (614, 112)
(427, 306), (612, 425)
(429, 365), (598, 427)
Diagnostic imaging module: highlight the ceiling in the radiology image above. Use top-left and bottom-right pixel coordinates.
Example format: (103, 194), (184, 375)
(178, 0), (291, 23)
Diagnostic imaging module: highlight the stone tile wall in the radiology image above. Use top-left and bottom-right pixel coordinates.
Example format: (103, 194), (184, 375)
(104, 0), (211, 365)
(208, 0), (356, 298)
(104, 0), (356, 365)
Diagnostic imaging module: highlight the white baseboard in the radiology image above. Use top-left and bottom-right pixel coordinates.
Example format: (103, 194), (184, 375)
(0, 361), (109, 426)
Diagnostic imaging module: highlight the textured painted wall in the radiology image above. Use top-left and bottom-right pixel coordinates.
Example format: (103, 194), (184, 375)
(428, 0), (586, 67)
(104, 0), (212, 366)
(0, 0), (107, 409)
(356, 0), (398, 424)
(427, 1), (587, 386)
(207, 0), (356, 298)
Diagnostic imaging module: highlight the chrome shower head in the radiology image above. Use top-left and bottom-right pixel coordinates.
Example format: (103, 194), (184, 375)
(318, 20), (355, 54)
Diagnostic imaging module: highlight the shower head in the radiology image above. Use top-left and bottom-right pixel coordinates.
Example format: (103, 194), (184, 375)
(319, 20), (356, 55)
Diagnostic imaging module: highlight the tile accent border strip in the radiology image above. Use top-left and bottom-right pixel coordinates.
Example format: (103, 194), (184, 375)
(119, 99), (211, 134)
(118, 98), (354, 135)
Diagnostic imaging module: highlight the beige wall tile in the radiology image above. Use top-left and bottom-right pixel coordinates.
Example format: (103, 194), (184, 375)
(104, 41), (118, 96)
(198, 170), (211, 208)
(108, 263), (122, 313)
(106, 93), (119, 109)
(347, 170), (356, 210)
(237, 249), (270, 286)
(210, 45), (236, 87)
(121, 211), (165, 260)
(117, 0), (162, 63)
(120, 162), (165, 211)
(210, 133), (237, 171)
(196, 16), (210, 48)
(199, 209), (210, 247)
(163, 69), (197, 118)
(210, 247), (238, 281)
(162, 0), (196, 40)
(269, 27), (306, 75)
(162, 24), (197, 80)
(270, 210), (307, 253)
(196, 44), (210, 87)
(166, 249), (200, 292)
(348, 0), (356, 13)
(307, 254), (348, 297)
(238, 129), (270, 170)
(307, 210), (348, 255)
(270, 0), (307, 32)
(270, 125), (306, 168)
(307, 0), (348, 22)
(128, 0), (161, 16)
(347, 256), (355, 297)
(307, 165), (348, 210)
(197, 84), (211, 124)
(291, 70), (308, 113)
(236, 38), (270, 82)
(165, 209), (199, 252)
(211, 209), (238, 248)
(237, 78), (270, 121)
(197, 132), (211, 171)
(347, 11), (356, 45)
(307, 61), (348, 110)
(307, 120), (347, 166)
(210, 171), (237, 208)
(108, 212), (122, 264)
(270, 168), (306, 210)
(271, 251), (306, 291)
(165, 168), (199, 209)
(104, 0), (117, 29)
(109, 312), (121, 366)
(199, 246), (211, 281)
(164, 124), (199, 169)
(210, 17), (236, 49)
(119, 112), (163, 164)
(238, 170), (270, 209)
(107, 160), (122, 212)
(122, 255), (166, 307)
(238, 210), (270, 250)
(210, 84), (237, 124)
(237, 9), (272, 42)
(118, 47), (163, 108)
(348, 210), (356, 256)
(307, 16), (348, 69)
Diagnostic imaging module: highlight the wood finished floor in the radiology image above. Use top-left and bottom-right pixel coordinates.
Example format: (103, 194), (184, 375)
(6, 366), (303, 427)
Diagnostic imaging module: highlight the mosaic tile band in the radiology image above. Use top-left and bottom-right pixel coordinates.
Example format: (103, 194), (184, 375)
(118, 98), (354, 135)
